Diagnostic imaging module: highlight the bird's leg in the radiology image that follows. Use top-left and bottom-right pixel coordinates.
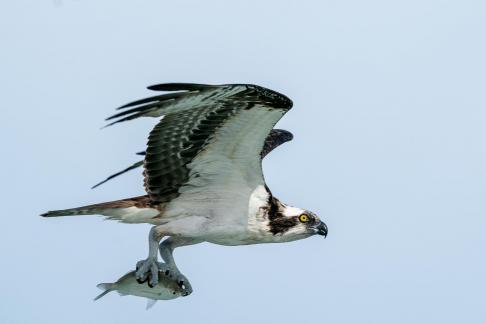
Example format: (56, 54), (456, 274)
(135, 226), (165, 287)
(158, 237), (200, 296)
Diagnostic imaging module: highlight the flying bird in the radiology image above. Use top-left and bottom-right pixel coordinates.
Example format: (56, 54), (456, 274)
(42, 83), (328, 295)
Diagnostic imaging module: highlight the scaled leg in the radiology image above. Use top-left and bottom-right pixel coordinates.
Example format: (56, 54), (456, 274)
(135, 226), (165, 287)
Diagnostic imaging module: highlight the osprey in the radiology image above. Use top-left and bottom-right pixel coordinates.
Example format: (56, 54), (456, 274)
(42, 83), (328, 295)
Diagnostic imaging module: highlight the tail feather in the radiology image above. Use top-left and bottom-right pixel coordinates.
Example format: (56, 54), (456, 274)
(41, 195), (152, 218)
(41, 207), (99, 217)
(40, 195), (160, 224)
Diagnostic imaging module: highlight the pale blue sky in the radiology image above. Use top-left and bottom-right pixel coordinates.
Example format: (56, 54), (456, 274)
(1, 1), (485, 323)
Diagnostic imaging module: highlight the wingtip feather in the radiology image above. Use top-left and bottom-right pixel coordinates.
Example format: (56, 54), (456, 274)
(147, 83), (213, 92)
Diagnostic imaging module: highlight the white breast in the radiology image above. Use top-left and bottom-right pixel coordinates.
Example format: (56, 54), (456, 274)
(200, 185), (272, 245)
(247, 185), (271, 235)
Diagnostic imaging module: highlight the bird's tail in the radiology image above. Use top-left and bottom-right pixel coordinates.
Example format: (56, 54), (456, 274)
(40, 207), (99, 217)
(40, 195), (151, 218)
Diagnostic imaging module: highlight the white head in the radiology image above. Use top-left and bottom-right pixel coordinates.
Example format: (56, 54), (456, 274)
(265, 196), (327, 241)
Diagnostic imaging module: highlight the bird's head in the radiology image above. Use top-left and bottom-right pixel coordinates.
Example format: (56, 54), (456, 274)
(266, 197), (327, 240)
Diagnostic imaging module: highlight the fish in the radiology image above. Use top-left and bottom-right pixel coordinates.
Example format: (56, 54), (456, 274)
(94, 269), (188, 309)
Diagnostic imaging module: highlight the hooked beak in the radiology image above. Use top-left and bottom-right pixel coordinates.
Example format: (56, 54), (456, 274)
(314, 221), (328, 238)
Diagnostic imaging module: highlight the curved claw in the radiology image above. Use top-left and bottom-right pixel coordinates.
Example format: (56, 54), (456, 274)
(136, 260), (193, 295)
(156, 262), (175, 279)
(135, 258), (160, 287)
(147, 276), (155, 288)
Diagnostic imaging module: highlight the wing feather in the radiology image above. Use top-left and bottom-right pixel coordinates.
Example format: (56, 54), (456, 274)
(261, 129), (293, 158)
(147, 83), (215, 92)
(100, 83), (293, 206)
(91, 160), (144, 189)
(92, 129), (293, 188)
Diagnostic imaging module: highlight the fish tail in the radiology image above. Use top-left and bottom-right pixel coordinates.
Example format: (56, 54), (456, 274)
(94, 283), (113, 301)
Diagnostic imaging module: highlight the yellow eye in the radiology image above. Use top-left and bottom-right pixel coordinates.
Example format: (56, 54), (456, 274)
(299, 214), (309, 223)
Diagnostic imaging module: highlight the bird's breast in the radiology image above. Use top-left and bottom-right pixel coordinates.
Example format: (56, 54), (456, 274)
(203, 185), (276, 245)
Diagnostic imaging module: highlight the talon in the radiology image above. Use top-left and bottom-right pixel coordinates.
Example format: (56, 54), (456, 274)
(149, 264), (159, 287)
(135, 258), (159, 286)
(135, 260), (144, 272)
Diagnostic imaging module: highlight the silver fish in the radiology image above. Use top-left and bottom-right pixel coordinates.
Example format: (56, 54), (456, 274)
(94, 269), (187, 308)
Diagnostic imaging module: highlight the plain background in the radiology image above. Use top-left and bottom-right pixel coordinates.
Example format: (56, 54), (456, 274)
(1, 1), (485, 323)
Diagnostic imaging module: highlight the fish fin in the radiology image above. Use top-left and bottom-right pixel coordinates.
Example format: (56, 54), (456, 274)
(146, 299), (157, 310)
(94, 283), (113, 300)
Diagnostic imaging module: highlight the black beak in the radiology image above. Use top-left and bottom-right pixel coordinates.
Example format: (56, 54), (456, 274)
(315, 222), (328, 238)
